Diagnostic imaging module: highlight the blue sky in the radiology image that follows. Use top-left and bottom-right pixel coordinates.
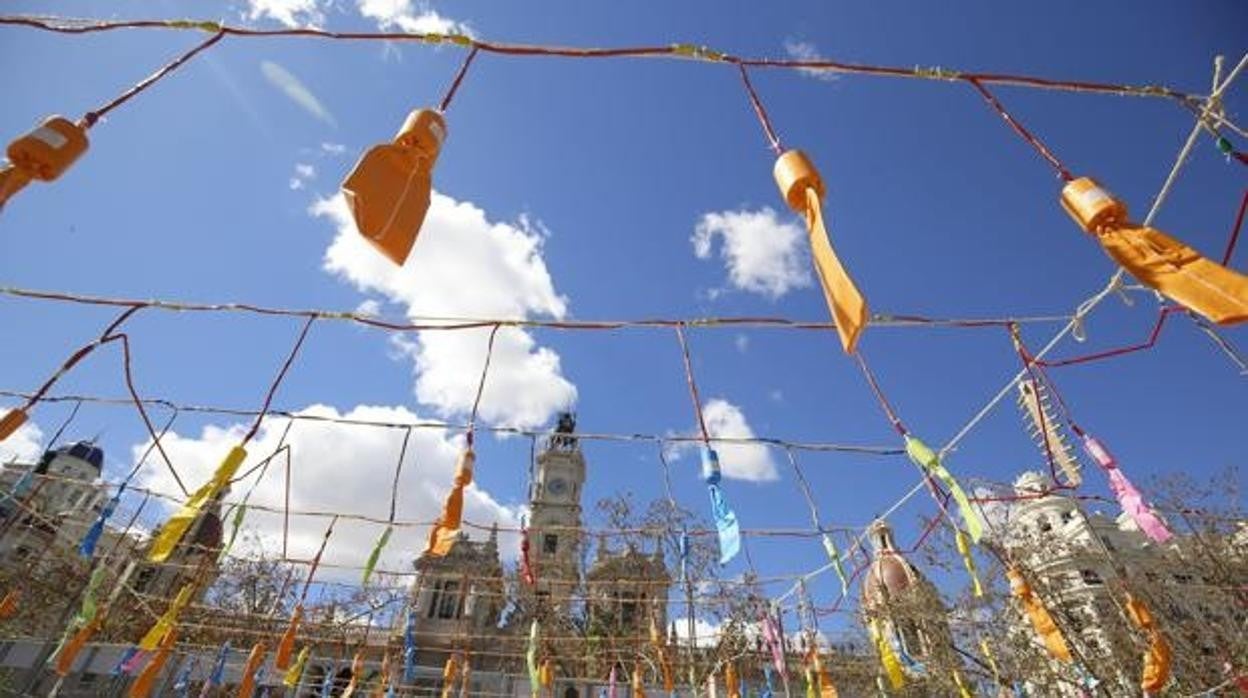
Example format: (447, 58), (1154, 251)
(1, 1), (1245, 638)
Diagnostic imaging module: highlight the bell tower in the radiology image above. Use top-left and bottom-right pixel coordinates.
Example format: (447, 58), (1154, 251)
(527, 412), (586, 609)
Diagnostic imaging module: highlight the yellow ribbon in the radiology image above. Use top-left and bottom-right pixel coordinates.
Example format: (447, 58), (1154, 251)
(955, 529), (984, 597)
(148, 446), (247, 562)
(138, 584), (193, 650)
(283, 646), (311, 687)
(869, 620), (905, 690)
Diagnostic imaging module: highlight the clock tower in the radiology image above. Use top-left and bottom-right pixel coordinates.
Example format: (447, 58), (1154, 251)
(527, 412), (586, 610)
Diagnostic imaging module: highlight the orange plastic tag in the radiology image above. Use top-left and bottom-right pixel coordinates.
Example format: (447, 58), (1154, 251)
(0, 409), (28, 442)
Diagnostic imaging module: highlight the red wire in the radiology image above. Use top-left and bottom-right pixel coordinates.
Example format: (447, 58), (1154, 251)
(0, 17), (1197, 101)
(736, 64), (783, 155)
(853, 351), (907, 436)
(966, 77), (1074, 182)
(1220, 189), (1248, 267)
(241, 315), (316, 446)
(83, 30), (225, 128)
(1030, 306), (1181, 368)
(439, 46), (480, 113)
(674, 325), (711, 444)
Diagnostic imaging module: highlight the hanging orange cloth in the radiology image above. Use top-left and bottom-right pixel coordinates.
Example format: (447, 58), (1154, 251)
(275, 604), (303, 670)
(0, 589), (20, 619)
(1, 116), (90, 210)
(129, 628), (177, 698)
(439, 654), (460, 698)
(236, 642), (267, 698)
(1007, 567), (1071, 662)
(0, 409), (28, 443)
(1061, 177), (1248, 325)
(812, 651), (839, 698)
(724, 662), (741, 698)
(54, 617), (100, 676)
(342, 108), (447, 265)
(1125, 593), (1172, 694)
(632, 662), (647, 698)
(148, 446), (248, 562)
(343, 650), (367, 698)
(424, 447), (474, 557)
(774, 150), (868, 354)
(648, 615), (674, 692)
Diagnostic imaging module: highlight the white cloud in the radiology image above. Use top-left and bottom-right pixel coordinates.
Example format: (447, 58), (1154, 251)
(246, 0), (324, 28)
(289, 162), (317, 190)
(692, 208), (810, 300)
(733, 334), (749, 353)
(356, 0), (471, 35)
(784, 40), (838, 82)
(702, 399), (778, 482)
(131, 404), (521, 579)
(260, 61), (337, 127)
(314, 192), (576, 429)
(321, 142), (348, 155)
(0, 419), (43, 465)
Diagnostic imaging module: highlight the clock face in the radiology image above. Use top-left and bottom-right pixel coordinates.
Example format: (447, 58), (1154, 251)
(547, 477), (569, 497)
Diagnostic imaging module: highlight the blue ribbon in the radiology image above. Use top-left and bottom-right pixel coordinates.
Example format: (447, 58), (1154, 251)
(79, 488), (122, 558)
(208, 641), (231, 686)
(761, 666), (775, 698)
(320, 662), (336, 697)
(702, 447), (739, 565)
(678, 528), (690, 585)
(403, 607), (418, 682)
(172, 656), (198, 697)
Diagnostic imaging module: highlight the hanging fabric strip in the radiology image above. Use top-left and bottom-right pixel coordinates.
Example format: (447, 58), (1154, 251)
(678, 528), (690, 586)
(319, 661), (337, 697)
(275, 604), (303, 671)
(903, 435), (983, 542)
(649, 616), (674, 692)
(761, 607), (788, 681)
(79, 488), (121, 558)
(403, 607), (419, 683)
(1006, 567), (1071, 662)
(53, 618), (99, 676)
(129, 629), (177, 698)
(819, 533), (850, 596)
(804, 664), (817, 698)
(869, 621), (905, 690)
(219, 501), (249, 561)
(1124, 593), (1172, 694)
(762, 666), (776, 698)
(526, 620), (540, 696)
(343, 650), (366, 698)
(952, 669), (974, 698)
(520, 518), (535, 585)
(1059, 176), (1248, 324)
(283, 646), (310, 688)
(772, 149), (867, 353)
(148, 445), (248, 562)
(440, 654), (460, 698)
(632, 663), (647, 698)
(424, 446), (474, 556)
(77, 566), (107, 625)
(702, 446), (740, 565)
(724, 662), (740, 698)
(608, 664), (617, 698)
(1079, 433), (1173, 543)
(237, 643), (267, 698)
(955, 529), (984, 597)
(979, 637), (1002, 687)
(208, 641), (232, 688)
(173, 656), (198, 697)
(363, 524), (393, 584)
(814, 653), (838, 698)
(138, 583), (193, 650)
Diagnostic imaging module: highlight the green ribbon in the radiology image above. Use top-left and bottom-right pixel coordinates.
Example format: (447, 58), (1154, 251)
(362, 525), (393, 585)
(904, 435), (983, 543)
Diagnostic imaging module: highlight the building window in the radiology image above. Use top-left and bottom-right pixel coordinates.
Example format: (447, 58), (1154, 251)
(1060, 510), (1075, 525)
(1037, 517), (1052, 534)
(427, 579), (462, 620)
(1079, 569), (1104, 586)
(543, 534), (558, 555)
(1173, 573), (1194, 585)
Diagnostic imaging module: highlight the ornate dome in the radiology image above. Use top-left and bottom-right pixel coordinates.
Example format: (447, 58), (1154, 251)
(861, 519), (922, 609)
